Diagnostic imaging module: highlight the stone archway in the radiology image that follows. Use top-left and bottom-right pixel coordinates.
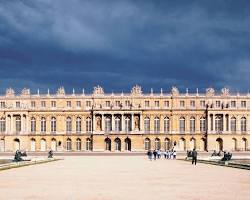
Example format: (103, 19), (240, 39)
(125, 138), (131, 151)
(30, 138), (36, 151)
(105, 138), (111, 151)
(114, 138), (121, 151)
(13, 138), (20, 151)
(0, 139), (5, 152)
(216, 138), (223, 151)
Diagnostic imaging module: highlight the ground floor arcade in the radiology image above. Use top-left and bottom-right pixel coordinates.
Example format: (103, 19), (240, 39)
(0, 133), (249, 152)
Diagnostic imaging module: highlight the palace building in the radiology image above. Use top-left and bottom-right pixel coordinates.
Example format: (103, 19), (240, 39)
(0, 85), (249, 152)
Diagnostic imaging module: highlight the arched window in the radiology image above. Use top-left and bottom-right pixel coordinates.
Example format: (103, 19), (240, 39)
(105, 138), (111, 151)
(114, 138), (121, 151)
(30, 138), (36, 151)
(155, 138), (161, 150)
(125, 116), (131, 132)
(144, 117), (150, 133)
(0, 117), (6, 133)
(105, 116), (112, 132)
(86, 138), (92, 151)
(179, 117), (185, 133)
(76, 117), (81, 133)
(16, 116), (21, 133)
(200, 117), (206, 132)
(40, 139), (46, 151)
(190, 117), (195, 133)
(86, 117), (92, 133)
(241, 117), (247, 132)
(51, 117), (56, 133)
(76, 138), (81, 151)
(154, 117), (160, 133)
(66, 138), (72, 150)
(41, 117), (46, 132)
(31, 117), (36, 132)
(66, 117), (72, 133)
(115, 116), (121, 131)
(230, 117), (236, 132)
(164, 138), (170, 150)
(125, 138), (131, 151)
(164, 117), (170, 133)
(215, 116), (223, 132)
(144, 138), (151, 150)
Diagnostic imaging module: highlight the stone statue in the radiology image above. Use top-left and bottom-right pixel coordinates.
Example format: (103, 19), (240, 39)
(221, 87), (230, 97)
(21, 88), (30, 96)
(134, 116), (139, 130)
(96, 116), (101, 131)
(93, 85), (104, 95)
(131, 85), (142, 96)
(206, 88), (215, 97)
(57, 87), (65, 95)
(171, 86), (179, 96)
(6, 88), (15, 96)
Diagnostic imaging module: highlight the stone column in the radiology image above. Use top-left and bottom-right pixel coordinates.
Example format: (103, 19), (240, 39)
(236, 115), (240, 133)
(26, 115), (30, 134)
(207, 114), (211, 133)
(5, 116), (9, 134)
(102, 114), (105, 132)
(228, 114), (231, 132)
(140, 114), (143, 132)
(112, 114), (115, 132)
(131, 113), (134, 131)
(121, 114), (125, 132)
(223, 114), (226, 133)
(213, 114), (216, 133)
(11, 115), (14, 134)
(93, 115), (96, 132)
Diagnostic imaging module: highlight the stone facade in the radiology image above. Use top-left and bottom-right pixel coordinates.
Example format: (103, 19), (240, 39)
(0, 86), (249, 152)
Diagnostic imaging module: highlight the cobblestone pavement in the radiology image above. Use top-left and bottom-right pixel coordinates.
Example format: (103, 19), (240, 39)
(0, 156), (249, 200)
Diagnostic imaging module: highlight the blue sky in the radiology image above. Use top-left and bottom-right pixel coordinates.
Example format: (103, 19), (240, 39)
(0, 0), (250, 94)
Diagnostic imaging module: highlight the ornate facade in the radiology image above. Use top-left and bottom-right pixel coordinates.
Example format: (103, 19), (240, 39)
(0, 85), (249, 152)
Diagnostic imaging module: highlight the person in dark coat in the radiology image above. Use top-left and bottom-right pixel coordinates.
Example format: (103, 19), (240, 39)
(192, 148), (198, 165)
(153, 150), (157, 160)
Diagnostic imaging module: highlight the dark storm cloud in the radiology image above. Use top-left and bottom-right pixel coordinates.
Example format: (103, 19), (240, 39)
(0, 0), (250, 94)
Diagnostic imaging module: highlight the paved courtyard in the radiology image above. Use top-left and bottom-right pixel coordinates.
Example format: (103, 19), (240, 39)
(0, 156), (249, 200)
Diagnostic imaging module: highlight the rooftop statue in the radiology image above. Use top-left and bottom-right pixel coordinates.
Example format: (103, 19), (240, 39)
(206, 87), (215, 97)
(171, 86), (179, 96)
(21, 88), (30, 96)
(93, 85), (104, 95)
(131, 85), (142, 96)
(6, 88), (15, 96)
(57, 87), (65, 95)
(221, 87), (230, 97)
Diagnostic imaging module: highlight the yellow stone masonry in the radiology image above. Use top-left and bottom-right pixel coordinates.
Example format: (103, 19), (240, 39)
(0, 85), (249, 152)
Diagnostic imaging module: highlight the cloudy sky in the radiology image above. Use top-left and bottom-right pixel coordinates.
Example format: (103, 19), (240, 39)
(0, 0), (250, 94)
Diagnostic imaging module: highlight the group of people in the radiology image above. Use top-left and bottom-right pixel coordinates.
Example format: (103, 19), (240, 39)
(147, 149), (177, 160)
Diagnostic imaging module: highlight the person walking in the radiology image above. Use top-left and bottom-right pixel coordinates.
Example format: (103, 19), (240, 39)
(153, 150), (157, 160)
(192, 148), (198, 165)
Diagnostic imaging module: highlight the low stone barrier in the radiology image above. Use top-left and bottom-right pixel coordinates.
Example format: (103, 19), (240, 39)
(0, 158), (60, 171)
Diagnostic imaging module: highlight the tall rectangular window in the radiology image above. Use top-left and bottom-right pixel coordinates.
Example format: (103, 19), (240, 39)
(76, 101), (81, 107)
(155, 101), (159, 108)
(31, 101), (36, 108)
(216, 101), (221, 108)
(200, 100), (205, 108)
(241, 101), (246, 108)
(51, 101), (56, 108)
(67, 101), (71, 107)
(41, 101), (46, 108)
(190, 101), (195, 108)
(86, 101), (91, 107)
(164, 101), (169, 108)
(180, 101), (185, 108)
(0, 102), (5, 108)
(231, 101), (236, 108)
(16, 102), (20, 108)
(145, 101), (150, 108)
